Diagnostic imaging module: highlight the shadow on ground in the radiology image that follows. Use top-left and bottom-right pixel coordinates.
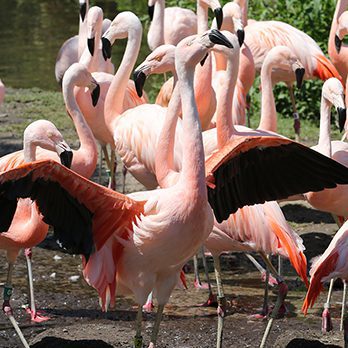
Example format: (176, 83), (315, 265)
(281, 204), (334, 224)
(31, 336), (113, 348)
(285, 338), (341, 347)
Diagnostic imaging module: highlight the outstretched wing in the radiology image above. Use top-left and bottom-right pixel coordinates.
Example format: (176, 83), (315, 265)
(206, 136), (348, 223)
(0, 160), (145, 260)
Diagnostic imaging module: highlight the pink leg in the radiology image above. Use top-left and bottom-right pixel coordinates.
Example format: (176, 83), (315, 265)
(24, 248), (50, 322)
(143, 292), (154, 313)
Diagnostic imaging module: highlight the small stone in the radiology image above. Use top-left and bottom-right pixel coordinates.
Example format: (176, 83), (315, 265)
(69, 275), (80, 282)
(50, 272), (56, 278)
(53, 255), (62, 261)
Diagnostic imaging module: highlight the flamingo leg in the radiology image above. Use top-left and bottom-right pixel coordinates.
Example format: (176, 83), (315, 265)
(288, 85), (300, 142)
(3, 262), (30, 348)
(278, 255), (283, 277)
(109, 150), (116, 191)
(201, 246), (213, 293)
(341, 280), (347, 331)
(245, 253), (277, 286)
(322, 278), (334, 333)
(193, 254), (203, 288)
(213, 255), (226, 348)
(24, 248), (49, 323)
(148, 304), (165, 348)
(122, 164), (127, 194)
(134, 305), (143, 348)
(259, 252), (288, 348)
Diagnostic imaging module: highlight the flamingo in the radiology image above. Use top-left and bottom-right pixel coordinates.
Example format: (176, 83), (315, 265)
(302, 219), (348, 343)
(0, 63), (99, 327)
(55, 0), (89, 85)
(152, 0), (224, 131)
(329, 0), (348, 84)
(79, 6), (114, 75)
(0, 119), (72, 348)
(1, 29), (347, 348)
(147, 0), (223, 50)
(149, 32), (308, 348)
(75, 12), (148, 190)
(0, 79), (4, 105)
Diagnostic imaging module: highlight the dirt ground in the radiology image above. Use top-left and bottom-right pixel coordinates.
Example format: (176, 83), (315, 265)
(0, 133), (347, 347)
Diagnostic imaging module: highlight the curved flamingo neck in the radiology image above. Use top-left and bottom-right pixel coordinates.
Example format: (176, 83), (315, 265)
(105, 24), (142, 130)
(78, 0), (89, 59)
(331, 0), (348, 34)
(197, 2), (209, 34)
(318, 95), (332, 158)
(23, 141), (37, 163)
(235, 0), (248, 26)
(216, 52), (239, 148)
(148, 0), (165, 49)
(63, 82), (98, 177)
(155, 74), (180, 187)
(177, 63), (206, 194)
(258, 61), (277, 132)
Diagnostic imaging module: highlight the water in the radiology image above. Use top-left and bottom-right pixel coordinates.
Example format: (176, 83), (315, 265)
(0, 0), (150, 90)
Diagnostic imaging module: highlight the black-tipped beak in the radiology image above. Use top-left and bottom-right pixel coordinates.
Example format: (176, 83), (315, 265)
(133, 70), (147, 98)
(209, 29), (233, 49)
(337, 107), (346, 132)
(214, 8), (223, 30)
(295, 68), (305, 89)
(148, 5), (155, 20)
(87, 37), (95, 56)
(200, 53), (209, 66)
(335, 34), (342, 54)
(91, 84), (100, 107)
(80, 2), (87, 22)
(102, 37), (112, 61)
(60, 150), (73, 169)
(237, 29), (245, 47)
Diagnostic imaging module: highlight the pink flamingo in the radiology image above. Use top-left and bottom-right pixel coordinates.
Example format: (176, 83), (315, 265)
(302, 219), (348, 339)
(152, 32), (308, 348)
(79, 6), (114, 75)
(0, 63), (99, 328)
(0, 119), (72, 348)
(147, 0), (223, 50)
(0, 79), (4, 105)
(329, 0), (348, 84)
(1, 29), (347, 348)
(75, 12), (148, 190)
(55, 0), (89, 85)
(152, 0), (224, 131)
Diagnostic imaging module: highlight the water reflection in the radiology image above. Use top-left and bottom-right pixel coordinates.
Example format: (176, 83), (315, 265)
(0, 0), (150, 90)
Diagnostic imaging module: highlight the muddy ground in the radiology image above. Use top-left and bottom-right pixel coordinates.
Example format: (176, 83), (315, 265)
(0, 120), (347, 347)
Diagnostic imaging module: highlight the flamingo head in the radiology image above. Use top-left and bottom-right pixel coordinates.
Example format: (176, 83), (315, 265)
(86, 7), (103, 56)
(102, 12), (142, 61)
(322, 78), (346, 132)
(335, 11), (348, 54)
(133, 44), (176, 97)
(24, 120), (73, 168)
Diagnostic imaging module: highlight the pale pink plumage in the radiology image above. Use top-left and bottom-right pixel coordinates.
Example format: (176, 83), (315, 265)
(304, 78), (348, 219)
(0, 79), (4, 106)
(329, 0), (348, 84)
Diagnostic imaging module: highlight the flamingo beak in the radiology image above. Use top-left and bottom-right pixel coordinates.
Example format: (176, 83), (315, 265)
(101, 37), (112, 61)
(337, 107), (347, 132)
(87, 37), (95, 56)
(209, 29), (233, 49)
(133, 69), (147, 98)
(335, 34), (342, 54)
(91, 83), (100, 107)
(295, 68), (305, 89)
(56, 141), (73, 168)
(237, 29), (245, 46)
(148, 5), (155, 20)
(214, 8), (223, 30)
(200, 53), (209, 66)
(80, 2), (87, 22)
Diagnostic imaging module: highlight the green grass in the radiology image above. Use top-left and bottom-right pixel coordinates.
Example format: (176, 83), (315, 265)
(0, 87), (343, 152)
